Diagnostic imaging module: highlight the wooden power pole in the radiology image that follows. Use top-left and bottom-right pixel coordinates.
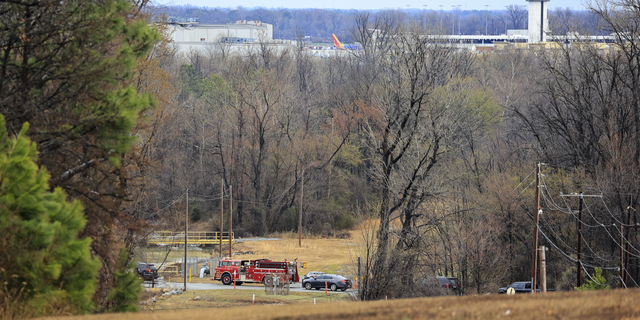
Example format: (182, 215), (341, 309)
(625, 200), (633, 286)
(299, 169), (304, 247)
(577, 192), (583, 288)
(184, 188), (188, 291)
(531, 163), (541, 293)
(562, 192), (601, 288)
(540, 246), (546, 293)
(229, 185), (233, 258)
(220, 179), (223, 258)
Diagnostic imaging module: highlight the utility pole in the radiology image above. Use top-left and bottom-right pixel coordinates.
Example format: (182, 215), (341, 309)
(220, 179), (224, 258)
(540, 246), (546, 292)
(299, 169), (304, 247)
(229, 185), (233, 258)
(328, 118), (333, 198)
(531, 163), (541, 293)
(184, 188), (188, 291)
(577, 192), (583, 288)
(625, 202), (633, 286)
(621, 224), (625, 286)
(357, 257), (361, 300)
(561, 192), (602, 288)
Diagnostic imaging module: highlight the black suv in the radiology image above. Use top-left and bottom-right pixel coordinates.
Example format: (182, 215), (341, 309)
(136, 262), (159, 281)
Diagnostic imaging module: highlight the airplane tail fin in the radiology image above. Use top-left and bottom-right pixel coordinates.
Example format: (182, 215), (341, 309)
(332, 34), (344, 49)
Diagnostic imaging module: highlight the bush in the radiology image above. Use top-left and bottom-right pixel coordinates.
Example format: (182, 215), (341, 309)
(575, 268), (609, 291)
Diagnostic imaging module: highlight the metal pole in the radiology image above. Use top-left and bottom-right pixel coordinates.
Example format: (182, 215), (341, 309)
(299, 169), (304, 247)
(531, 163), (540, 293)
(229, 185), (233, 258)
(451, 6), (455, 35)
(457, 5), (461, 35)
(540, 1), (544, 42)
(577, 193), (583, 288)
(485, 5), (488, 35)
(184, 188), (188, 291)
(220, 179), (224, 258)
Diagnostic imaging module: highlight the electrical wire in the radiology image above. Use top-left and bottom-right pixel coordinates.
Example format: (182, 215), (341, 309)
(529, 165), (640, 288)
(512, 167), (537, 193)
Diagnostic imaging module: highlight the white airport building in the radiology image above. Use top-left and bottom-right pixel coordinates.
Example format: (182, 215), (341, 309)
(168, 20), (275, 53)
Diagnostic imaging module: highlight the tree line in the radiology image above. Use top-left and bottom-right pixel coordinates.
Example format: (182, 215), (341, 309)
(2, 0), (640, 317)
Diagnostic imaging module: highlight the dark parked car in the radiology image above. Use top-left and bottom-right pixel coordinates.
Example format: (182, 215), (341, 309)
(498, 281), (555, 294)
(136, 262), (159, 281)
(302, 274), (352, 291)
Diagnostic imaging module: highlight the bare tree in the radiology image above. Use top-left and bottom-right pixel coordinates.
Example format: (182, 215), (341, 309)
(505, 5), (527, 29)
(347, 17), (480, 299)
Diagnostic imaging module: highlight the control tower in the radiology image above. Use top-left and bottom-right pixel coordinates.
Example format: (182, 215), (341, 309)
(527, 0), (550, 43)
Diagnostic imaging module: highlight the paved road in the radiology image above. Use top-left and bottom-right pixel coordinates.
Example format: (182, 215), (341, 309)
(144, 279), (351, 294)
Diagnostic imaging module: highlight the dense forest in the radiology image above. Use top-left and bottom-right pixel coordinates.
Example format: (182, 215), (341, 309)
(2, 0), (640, 317)
(156, 5), (602, 41)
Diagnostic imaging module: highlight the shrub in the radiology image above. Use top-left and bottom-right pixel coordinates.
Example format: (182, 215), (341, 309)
(575, 268), (609, 291)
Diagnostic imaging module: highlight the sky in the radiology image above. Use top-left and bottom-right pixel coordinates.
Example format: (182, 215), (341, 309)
(160, 0), (587, 11)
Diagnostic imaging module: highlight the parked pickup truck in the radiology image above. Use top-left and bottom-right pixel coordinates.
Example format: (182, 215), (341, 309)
(497, 281), (555, 294)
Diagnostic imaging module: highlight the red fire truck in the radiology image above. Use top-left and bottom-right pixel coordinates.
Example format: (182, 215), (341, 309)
(212, 258), (302, 285)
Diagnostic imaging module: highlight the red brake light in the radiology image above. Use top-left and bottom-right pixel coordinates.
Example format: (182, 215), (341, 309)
(341, 280), (346, 283)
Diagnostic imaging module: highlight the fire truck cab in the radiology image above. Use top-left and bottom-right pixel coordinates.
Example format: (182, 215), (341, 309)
(213, 258), (302, 285)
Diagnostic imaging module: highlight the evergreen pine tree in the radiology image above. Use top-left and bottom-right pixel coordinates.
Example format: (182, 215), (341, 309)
(0, 115), (100, 317)
(107, 249), (143, 313)
(0, 0), (159, 307)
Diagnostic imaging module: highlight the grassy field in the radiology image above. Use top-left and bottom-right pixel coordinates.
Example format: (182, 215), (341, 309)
(137, 287), (349, 312)
(46, 289), (640, 320)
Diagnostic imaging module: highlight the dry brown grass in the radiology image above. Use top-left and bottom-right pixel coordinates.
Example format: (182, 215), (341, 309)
(43, 288), (640, 320)
(231, 236), (362, 275)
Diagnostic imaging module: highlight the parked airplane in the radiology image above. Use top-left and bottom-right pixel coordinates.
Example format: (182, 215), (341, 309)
(331, 34), (363, 50)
